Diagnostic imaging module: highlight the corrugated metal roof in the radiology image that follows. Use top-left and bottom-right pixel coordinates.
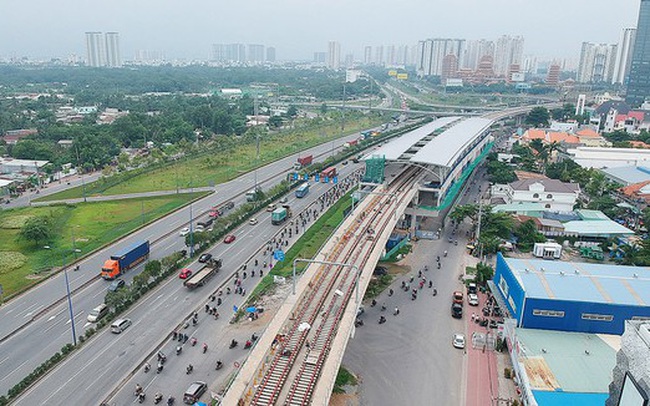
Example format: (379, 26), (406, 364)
(563, 219), (633, 236)
(410, 117), (494, 167)
(504, 256), (650, 306)
(365, 117), (461, 161)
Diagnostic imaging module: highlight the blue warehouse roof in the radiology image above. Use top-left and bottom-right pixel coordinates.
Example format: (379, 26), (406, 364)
(504, 257), (650, 306)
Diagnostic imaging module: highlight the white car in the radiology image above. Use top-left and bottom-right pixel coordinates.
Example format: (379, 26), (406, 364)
(179, 227), (190, 236)
(279, 197), (288, 204)
(468, 293), (479, 306)
(452, 333), (466, 349)
(249, 218), (258, 225)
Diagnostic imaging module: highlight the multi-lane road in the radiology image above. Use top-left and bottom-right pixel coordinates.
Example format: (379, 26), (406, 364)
(0, 124), (397, 398)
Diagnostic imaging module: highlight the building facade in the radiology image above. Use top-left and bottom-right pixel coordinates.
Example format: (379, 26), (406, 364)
(627, 0), (650, 106)
(493, 35), (524, 76)
(491, 178), (580, 212)
(85, 32), (105, 67)
(577, 42), (618, 83)
(104, 32), (121, 67)
(606, 321), (650, 406)
(416, 38), (465, 77)
(327, 41), (341, 70)
(612, 28), (637, 84)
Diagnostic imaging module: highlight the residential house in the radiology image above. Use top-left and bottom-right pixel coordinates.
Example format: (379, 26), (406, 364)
(491, 178), (580, 212)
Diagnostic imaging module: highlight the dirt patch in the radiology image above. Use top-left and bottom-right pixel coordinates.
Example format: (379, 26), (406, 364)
(330, 392), (360, 406)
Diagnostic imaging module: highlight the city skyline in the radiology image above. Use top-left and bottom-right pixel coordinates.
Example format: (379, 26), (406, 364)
(0, 0), (641, 62)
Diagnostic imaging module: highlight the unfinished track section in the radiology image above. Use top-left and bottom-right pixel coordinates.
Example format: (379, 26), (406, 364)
(237, 168), (419, 406)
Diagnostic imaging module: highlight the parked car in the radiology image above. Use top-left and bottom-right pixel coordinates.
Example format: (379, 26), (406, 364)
(467, 282), (478, 295)
(107, 279), (126, 292)
(468, 293), (479, 306)
(198, 253), (212, 263)
(179, 227), (190, 236)
(452, 333), (466, 349)
(179, 268), (193, 279)
(249, 218), (258, 225)
(223, 234), (236, 244)
(451, 303), (463, 319)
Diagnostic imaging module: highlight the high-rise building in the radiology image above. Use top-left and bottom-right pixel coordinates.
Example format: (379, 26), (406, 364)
(627, 0), (650, 106)
(416, 38), (465, 77)
(546, 64), (561, 85)
(577, 42), (618, 83)
(441, 54), (459, 84)
(375, 45), (384, 66)
(104, 32), (121, 67)
(463, 39), (494, 70)
(612, 28), (637, 84)
(396, 45), (408, 66)
(344, 53), (354, 68)
(313, 52), (327, 64)
(212, 44), (226, 62)
(575, 94), (587, 116)
(327, 41), (341, 70)
(248, 44), (265, 64)
(493, 35), (524, 76)
(85, 32), (105, 67)
(363, 46), (372, 65)
(224, 44), (246, 63)
(386, 45), (396, 66)
(266, 47), (276, 63)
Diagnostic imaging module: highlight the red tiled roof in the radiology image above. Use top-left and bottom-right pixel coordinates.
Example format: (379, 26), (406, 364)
(620, 180), (650, 198)
(576, 128), (600, 137)
(629, 111), (645, 122)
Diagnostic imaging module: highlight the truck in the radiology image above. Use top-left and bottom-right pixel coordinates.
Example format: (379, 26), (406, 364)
(184, 258), (222, 289)
(293, 155), (313, 170)
(343, 139), (359, 148)
(101, 240), (150, 280)
(271, 205), (292, 225)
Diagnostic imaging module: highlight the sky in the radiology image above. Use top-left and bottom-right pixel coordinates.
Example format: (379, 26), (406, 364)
(0, 0), (641, 62)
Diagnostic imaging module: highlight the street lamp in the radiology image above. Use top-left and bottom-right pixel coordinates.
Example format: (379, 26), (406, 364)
(44, 246), (81, 346)
(292, 258), (360, 306)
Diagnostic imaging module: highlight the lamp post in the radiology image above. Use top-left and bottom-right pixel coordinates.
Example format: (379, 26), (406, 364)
(350, 186), (397, 219)
(292, 258), (360, 306)
(44, 246), (81, 346)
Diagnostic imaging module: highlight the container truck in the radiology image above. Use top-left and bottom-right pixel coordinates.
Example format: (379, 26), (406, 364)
(101, 240), (150, 280)
(271, 205), (292, 225)
(293, 155), (313, 170)
(184, 258), (222, 289)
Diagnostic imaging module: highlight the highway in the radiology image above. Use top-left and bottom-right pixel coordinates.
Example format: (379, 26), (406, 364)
(0, 123), (397, 397)
(13, 163), (365, 405)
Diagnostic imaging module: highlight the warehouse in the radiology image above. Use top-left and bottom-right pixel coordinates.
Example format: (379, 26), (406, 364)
(493, 253), (650, 335)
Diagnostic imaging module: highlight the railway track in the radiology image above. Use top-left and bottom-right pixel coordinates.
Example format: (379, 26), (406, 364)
(238, 167), (420, 406)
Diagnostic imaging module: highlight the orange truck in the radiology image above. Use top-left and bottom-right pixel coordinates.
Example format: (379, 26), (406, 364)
(101, 240), (150, 280)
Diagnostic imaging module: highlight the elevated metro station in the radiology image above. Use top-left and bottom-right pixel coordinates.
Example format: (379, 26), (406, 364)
(363, 116), (495, 237)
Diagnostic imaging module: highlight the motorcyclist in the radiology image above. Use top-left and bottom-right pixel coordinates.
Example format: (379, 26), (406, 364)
(138, 392), (146, 403)
(244, 340), (252, 349)
(202, 343), (208, 353)
(230, 339), (238, 348)
(135, 384), (143, 395)
(216, 360), (223, 370)
(167, 396), (175, 405)
(186, 364), (193, 374)
(143, 362), (150, 373)
(154, 392), (163, 403)
(394, 307), (400, 316)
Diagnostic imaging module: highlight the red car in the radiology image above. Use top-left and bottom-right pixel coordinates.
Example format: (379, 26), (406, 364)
(208, 210), (220, 218)
(223, 234), (236, 244)
(179, 269), (192, 279)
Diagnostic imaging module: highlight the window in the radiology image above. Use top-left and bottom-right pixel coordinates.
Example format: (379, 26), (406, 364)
(533, 193), (539, 198)
(581, 313), (614, 322)
(546, 194), (553, 199)
(631, 316), (650, 321)
(533, 309), (565, 318)
(499, 278), (509, 297)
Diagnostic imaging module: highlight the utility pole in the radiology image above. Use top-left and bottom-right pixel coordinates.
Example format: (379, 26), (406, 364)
(341, 83), (346, 132)
(74, 144), (87, 203)
(476, 195), (484, 261)
(254, 96), (260, 190)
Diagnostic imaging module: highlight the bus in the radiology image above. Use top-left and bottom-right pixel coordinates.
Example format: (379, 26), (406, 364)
(295, 182), (310, 198)
(320, 166), (337, 179)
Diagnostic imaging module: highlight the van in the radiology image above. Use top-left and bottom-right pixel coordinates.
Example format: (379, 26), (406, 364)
(87, 304), (108, 323)
(110, 318), (132, 334)
(267, 203), (277, 212)
(183, 381), (207, 404)
(197, 218), (213, 228)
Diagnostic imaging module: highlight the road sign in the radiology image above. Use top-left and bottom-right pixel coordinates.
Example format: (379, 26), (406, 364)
(293, 173), (299, 180)
(304, 174), (309, 181)
(324, 176), (330, 183)
(315, 174), (320, 182)
(274, 250), (285, 262)
(333, 176), (338, 184)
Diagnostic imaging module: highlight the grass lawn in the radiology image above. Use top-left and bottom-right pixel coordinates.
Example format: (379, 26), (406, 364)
(0, 192), (204, 297)
(37, 115), (381, 202)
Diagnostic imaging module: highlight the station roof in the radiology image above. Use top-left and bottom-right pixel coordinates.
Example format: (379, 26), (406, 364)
(514, 327), (617, 405)
(503, 255), (650, 306)
(409, 117), (494, 167)
(367, 116), (461, 161)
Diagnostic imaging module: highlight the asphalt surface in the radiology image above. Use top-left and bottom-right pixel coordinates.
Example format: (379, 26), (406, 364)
(341, 166), (488, 406)
(0, 123), (397, 397)
(13, 164), (364, 406)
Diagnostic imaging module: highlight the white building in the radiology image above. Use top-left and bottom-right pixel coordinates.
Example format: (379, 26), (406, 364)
(416, 38), (465, 77)
(566, 146), (650, 169)
(0, 158), (49, 174)
(491, 178), (580, 212)
(85, 32), (105, 67)
(363, 46), (372, 64)
(493, 35), (524, 76)
(612, 28), (637, 85)
(577, 42), (618, 83)
(327, 41), (341, 70)
(105, 32), (121, 67)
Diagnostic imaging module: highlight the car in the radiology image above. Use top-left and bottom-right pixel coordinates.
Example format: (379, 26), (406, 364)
(467, 282), (478, 295)
(453, 291), (464, 304)
(179, 227), (190, 236)
(452, 333), (466, 349)
(468, 293), (479, 306)
(279, 197), (288, 204)
(107, 279), (125, 292)
(249, 218), (258, 225)
(267, 203), (277, 212)
(451, 303), (463, 319)
(342, 160), (348, 165)
(183, 381), (207, 404)
(373, 266), (388, 276)
(179, 268), (192, 279)
(87, 304), (108, 323)
(111, 318), (132, 334)
(208, 210), (220, 218)
(223, 234), (236, 244)
(198, 253), (212, 263)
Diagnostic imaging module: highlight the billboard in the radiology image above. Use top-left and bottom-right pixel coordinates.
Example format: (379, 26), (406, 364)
(396, 73), (408, 80)
(388, 70), (398, 77)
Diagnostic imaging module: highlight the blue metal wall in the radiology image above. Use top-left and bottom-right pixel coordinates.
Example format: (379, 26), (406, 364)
(494, 253), (526, 324)
(521, 297), (650, 335)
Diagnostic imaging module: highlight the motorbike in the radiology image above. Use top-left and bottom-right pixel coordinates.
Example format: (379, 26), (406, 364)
(393, 308), (400, 316)
(190, 337), (197, 346)
(134, 385), (143, 396)
(443, 251), (448, 257)
(137, 392), (146, 403)
(354, 319), (364, 327)
(167, 396), (175, 405)
(176, 345), (182, 355)
(229, 339), (238, 349)
(202, 343), (208, 353)
(157, 351), (167, 364)
(378, 316), (386, 324)
(251, 333), (258, 342)
(215, 360), (223, 370)
(433, 289), (438, 296)
(186, 364), (193, 375)
(244, 340), (252, 349)
(154, 392), (163, 404)
(156, 363), (164, 374)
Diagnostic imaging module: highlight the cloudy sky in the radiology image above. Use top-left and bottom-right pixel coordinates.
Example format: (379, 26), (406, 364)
(0, 0), (641, 62)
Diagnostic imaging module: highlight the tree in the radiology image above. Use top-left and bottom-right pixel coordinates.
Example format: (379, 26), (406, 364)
(449, 204), (479, 226)
(475, 262), (494, 285)
(525, 107), (550, 127)
(286, 105), (298, 118)
(268, 115), (283, 128)
(19, 216), (53, 246)
(514, 220), (546, 252)
(487, 159), (516, 183)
